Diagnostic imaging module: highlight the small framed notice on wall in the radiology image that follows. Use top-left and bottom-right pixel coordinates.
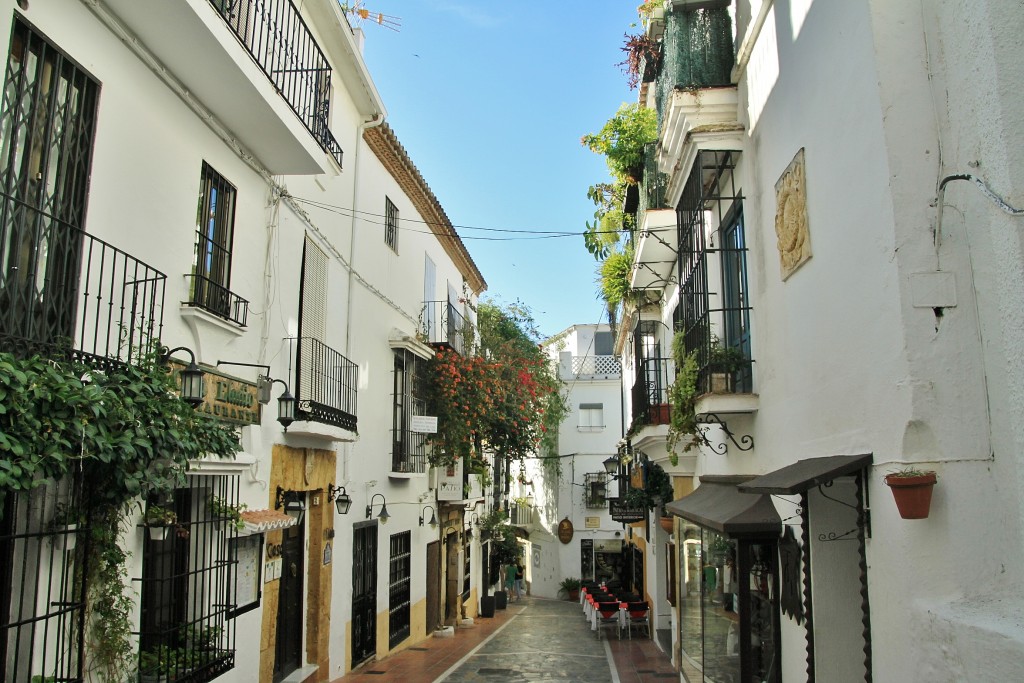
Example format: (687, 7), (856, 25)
(229, 534), (263, 618)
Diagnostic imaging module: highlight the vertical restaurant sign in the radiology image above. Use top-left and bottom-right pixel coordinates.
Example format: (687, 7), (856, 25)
(170, 361), (262, 425)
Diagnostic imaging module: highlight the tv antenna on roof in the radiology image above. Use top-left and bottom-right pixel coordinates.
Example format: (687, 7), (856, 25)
(340, 2), (401, 32)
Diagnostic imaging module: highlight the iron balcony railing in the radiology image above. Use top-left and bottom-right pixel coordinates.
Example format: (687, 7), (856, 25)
(294, 336), (358, 431)
(631, 356), (673, 427)
(208, 0), (344, 167)
(0, 192), (166, 365)
(184, 274), (249, 327)
(420, 300), (470, 356)
(655, 5), (735, 126)
(392, 425), (428, 474)
(637, 142), (669, 229)
(570, 355), (622, 378)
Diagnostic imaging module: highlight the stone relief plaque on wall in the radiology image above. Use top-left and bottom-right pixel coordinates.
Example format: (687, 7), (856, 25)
(774, 148), (812, 280)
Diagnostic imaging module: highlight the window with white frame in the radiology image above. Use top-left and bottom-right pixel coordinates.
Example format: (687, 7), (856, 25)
(578, 403), (604, 431)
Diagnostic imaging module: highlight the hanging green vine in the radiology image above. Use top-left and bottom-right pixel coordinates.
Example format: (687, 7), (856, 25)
(666, 331), (703, 463)
(0, 350), (241, 681)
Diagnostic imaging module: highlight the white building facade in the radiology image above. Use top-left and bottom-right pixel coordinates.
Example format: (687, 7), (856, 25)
(0, 1), (489, 682)
(618, 1), (1024, 682)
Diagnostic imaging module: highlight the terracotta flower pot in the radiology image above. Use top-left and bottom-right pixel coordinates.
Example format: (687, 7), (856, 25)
(884, 472), (937, 519)
(659, 516), (674, 535)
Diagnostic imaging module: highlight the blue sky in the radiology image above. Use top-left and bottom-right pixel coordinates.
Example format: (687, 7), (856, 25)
(358, 1), (638, 339)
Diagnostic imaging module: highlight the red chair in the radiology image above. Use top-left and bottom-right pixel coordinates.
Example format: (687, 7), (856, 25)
(625, 601), (650, 639)
(596, 601), (621, 640)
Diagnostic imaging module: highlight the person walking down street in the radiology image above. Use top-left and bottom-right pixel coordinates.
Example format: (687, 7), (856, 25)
(515, 562), (525, 600)
(506, 562), (517, 600)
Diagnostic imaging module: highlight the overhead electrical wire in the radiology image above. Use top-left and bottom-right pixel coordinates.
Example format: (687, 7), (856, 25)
(287, 194), (673, 242)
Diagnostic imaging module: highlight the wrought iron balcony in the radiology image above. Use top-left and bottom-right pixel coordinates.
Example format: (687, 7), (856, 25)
(637, 142), (670, 229)
(184, 274), (249, 327)
(420, 300), (470, 356)
(630, 356), (673, 427)
(208, 0), (343, 167)
(392, 426), (429, 474)
(0, 193), (166, 366)
(655, 5), (735, 125)
(294, 336), (358, 431)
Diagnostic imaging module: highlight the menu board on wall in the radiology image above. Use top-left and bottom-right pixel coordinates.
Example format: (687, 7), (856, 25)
(230, 535), (263, 617)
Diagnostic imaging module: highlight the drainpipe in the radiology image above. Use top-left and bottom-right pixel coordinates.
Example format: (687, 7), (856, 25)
(344, 112), (385, 358)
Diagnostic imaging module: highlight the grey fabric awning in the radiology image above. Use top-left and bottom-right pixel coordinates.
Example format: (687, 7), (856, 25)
(737, 454), (873, 495)
(665, 475), (781, 536)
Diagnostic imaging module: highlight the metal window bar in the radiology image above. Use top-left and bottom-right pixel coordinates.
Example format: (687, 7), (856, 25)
(387, 532), (411, 649)
(208, 0), (343, 166)
(584, 473), (608, 509)
(675, 150), (753, 396)
(0, 471), (87, 683)
(293, 336), (358, 431)
(637, 142), (669, 229)
(392, 350), (428, 474)
(134, 476), (238, 683)
(419, 300), (468, 356)
(0, 19), (166, 365)
(0, 189), (168, 365)
(630, 356), (672, 426)
(183, 273), (249, 327)
(384, 196), (398, 252)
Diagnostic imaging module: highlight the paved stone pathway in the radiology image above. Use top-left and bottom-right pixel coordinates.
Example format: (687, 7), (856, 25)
(437, 597), (613, 683)
(342, 596), (678, 683)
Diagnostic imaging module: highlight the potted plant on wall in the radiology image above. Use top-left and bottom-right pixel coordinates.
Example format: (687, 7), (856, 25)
(208, 496), (247, 532)
(884, 468), (937, 519)
(708, 336), (747, 393)
(143, 504), (177, 541)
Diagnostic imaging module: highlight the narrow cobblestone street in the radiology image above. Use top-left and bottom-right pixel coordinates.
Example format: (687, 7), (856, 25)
(342, 597), (677, 683)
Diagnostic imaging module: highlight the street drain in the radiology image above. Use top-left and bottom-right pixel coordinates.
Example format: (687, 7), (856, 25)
(653, 674), (676, 678)
(478, 669), (514, 676)
(410, 647), (429, 651)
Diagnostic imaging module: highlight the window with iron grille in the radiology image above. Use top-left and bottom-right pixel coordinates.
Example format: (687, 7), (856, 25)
(191, 163), (242, 323)
(388, 531), (411, 649)
(136, 475), (238, 683)
(675, 149), (749, 394)
(584, 472), (608, 508)
(385, 196), (398, 252)
(0, 18), (99, 352)
(0, 472), (86, 682)
(392, 349), (428, 473)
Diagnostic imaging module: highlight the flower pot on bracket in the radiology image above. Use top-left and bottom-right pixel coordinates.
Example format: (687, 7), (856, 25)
(148, 525), (170, 541)
(884, 472), (937, 519)
(659, 516), (675, 535)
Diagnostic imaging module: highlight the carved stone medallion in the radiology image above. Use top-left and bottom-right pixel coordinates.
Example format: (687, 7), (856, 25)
(774, 148), (812, 280)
